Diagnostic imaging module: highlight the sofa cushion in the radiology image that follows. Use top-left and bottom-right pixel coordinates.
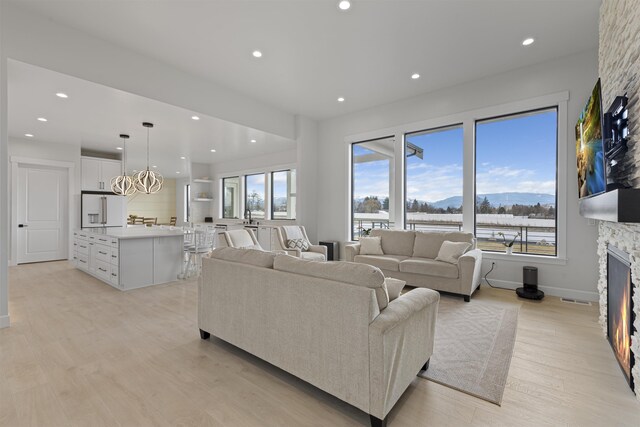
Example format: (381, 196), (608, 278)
(274, 255), (388, 310)
(384, 277), (406, 301)
(225, 229), (261, 249)
(412, 231), (474, 259)
(210, 247), (276, 268)
(353, 254), (409, 272)
(371, 229), (416, 257)
(400, 257), (459, 279)
(300, 251), (326, 261)
(435, 241), (471, 264)
(359, 236), (384, 255)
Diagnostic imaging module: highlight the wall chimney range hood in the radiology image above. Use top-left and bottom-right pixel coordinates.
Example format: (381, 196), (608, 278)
(579, 189), (640, 223)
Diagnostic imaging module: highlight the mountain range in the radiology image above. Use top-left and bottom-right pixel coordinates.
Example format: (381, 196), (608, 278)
(427, 192), (555, 209)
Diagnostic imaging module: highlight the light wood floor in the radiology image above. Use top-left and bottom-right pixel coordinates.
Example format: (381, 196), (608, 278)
(1, 261), (638, 426)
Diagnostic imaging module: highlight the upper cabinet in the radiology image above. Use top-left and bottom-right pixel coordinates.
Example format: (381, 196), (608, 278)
(81, 156), (122, 192)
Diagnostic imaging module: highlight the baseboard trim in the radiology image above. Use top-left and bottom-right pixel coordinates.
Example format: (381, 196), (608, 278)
(482, 278), (599, 302)
(0, 314), (10, 329)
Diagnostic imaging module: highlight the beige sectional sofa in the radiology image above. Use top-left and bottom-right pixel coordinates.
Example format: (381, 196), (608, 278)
(199, 247), (439, 427)
(345, 229), (482, 301)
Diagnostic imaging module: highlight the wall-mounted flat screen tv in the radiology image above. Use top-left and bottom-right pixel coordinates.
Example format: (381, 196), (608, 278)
(576, 79), (606, 199)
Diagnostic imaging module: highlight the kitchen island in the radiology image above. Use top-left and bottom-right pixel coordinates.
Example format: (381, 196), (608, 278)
(73, 227), (184, 290)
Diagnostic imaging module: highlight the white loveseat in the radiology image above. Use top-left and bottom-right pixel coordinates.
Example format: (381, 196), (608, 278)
(345, 229), (482, 301)
(199, 247), (439, 427)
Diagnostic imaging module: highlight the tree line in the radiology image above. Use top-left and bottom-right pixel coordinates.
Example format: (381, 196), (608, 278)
(354, 195), (555, 218)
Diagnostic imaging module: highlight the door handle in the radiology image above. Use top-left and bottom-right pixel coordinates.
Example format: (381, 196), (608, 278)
(18, 224), (28, 228)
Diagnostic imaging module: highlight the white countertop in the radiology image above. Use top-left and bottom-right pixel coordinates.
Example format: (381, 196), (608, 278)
(80, 227), (184, 240)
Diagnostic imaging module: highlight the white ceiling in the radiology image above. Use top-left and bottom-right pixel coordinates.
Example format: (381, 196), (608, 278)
(12, 0), (601, 120)
(8, 60), (297, 175)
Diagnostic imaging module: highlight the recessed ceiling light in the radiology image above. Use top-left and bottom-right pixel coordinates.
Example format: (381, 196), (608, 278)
(191, 115), (200, 120)
(210, 149), (216, 152)
(24, 133), (34, 138)
(252, 50), (263, 58)
(116, 147), (123, 150)
(250, 139), (257, 143)
(56, 92), (68, 98)
(180, 156), (186, 160)
(338, 0), (351, 10)
(176, 171), (181, 174)
(37, 117), (47, 122)
(411, 73), (420, 80)
(522, 37), (535, 46)
(337, 97), (345, 102)
(152, 165), (157, 168)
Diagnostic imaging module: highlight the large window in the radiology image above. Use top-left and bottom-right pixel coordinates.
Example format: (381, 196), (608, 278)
(222, 177), (240, 219)
(405, 125), (463, 232)
(271, 169), (296, 220)
(475, 108), (557, 255)
(245, 173), (266, 220)
(351, 136), (395, 240)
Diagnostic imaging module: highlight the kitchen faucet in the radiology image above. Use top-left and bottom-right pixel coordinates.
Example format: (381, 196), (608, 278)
(244, 208), (252, 224)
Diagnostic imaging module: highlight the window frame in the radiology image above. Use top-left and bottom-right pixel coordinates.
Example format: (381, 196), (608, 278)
(270, 169), (296, 220)
(221, 176), (240, 219)
(244, 172), (267, 220)
(350, 136), (395, 241)
(403, 123), (464, 233)
(345, 91), (569, 263)
(474, 106), (559, 257)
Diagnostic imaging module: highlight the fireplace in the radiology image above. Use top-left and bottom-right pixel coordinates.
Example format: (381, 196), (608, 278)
(607, 245), (635, 391)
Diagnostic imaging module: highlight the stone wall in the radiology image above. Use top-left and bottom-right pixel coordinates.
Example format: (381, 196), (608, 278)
(598, 0), (640, 397)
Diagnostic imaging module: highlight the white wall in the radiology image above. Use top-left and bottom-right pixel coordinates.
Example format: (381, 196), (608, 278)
(317, 49), (601, 301)
(0, 4), (8, 328)
(7, 138), (81, 265)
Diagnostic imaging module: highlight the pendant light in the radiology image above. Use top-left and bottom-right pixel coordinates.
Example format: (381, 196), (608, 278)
(133, 122), (163, 194)
(110, 134), (137, 195)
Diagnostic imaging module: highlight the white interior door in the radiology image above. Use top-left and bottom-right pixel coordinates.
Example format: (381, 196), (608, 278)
(17, 165), (69, 264)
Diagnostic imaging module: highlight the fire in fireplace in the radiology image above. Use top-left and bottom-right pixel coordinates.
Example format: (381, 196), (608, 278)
(607, 245), (635, 391)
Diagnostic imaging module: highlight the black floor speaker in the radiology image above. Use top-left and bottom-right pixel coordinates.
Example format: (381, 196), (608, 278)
(516, 266), (544, 300)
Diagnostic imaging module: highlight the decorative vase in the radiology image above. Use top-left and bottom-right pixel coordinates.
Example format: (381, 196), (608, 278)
(506, 246), (513, 255)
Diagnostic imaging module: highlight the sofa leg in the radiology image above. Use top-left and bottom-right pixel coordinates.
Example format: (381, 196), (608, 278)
(370, 414), (387, 427)
(199, 329), (210, 340)
(464, 295), (470, 302)
(421, 359), (430, 372)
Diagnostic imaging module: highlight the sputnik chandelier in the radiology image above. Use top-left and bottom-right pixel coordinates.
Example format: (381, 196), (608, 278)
(132, 122), (163, 194)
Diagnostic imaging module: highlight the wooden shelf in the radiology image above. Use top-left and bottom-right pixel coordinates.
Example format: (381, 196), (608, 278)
(192, 179), (213, 183)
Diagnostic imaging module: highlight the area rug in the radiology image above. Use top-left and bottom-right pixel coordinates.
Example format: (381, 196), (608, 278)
(418, 297), (519, 405)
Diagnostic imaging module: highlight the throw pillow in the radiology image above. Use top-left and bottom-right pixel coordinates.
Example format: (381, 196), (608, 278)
(435, 240), (471, 264)
(359, 236), (384, 255)
(287, 238), (310, 251)
(384, 277), (406, 301)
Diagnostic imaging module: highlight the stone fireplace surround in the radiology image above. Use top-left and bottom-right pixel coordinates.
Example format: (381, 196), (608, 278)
(597, 222), (639, 397)
(598, 0), (640, 399)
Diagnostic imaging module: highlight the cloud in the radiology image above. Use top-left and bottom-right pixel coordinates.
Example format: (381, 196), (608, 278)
(476, 165), (554, 194)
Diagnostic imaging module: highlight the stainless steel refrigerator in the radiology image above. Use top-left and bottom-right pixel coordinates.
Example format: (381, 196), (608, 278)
(81, 192), (127, 228)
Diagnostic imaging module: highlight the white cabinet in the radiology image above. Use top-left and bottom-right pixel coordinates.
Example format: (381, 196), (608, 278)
(74, 229), (183, 291)
(74, 230), (121, 289)
(81, 157), (122, 191)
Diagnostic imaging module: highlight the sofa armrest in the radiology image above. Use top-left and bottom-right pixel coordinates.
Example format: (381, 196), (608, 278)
(459, 249), (482, 296)
(283, 248), (302, 257)
(368, 288), (439, 419)
(344, 243), (360, 262)
(308, 245), (328, 258)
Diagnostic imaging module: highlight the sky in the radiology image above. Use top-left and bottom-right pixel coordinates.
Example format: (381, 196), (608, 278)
(353, 109), (558, 203)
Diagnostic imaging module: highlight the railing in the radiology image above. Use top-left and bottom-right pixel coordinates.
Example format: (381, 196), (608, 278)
(352, 218), (556, 256)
